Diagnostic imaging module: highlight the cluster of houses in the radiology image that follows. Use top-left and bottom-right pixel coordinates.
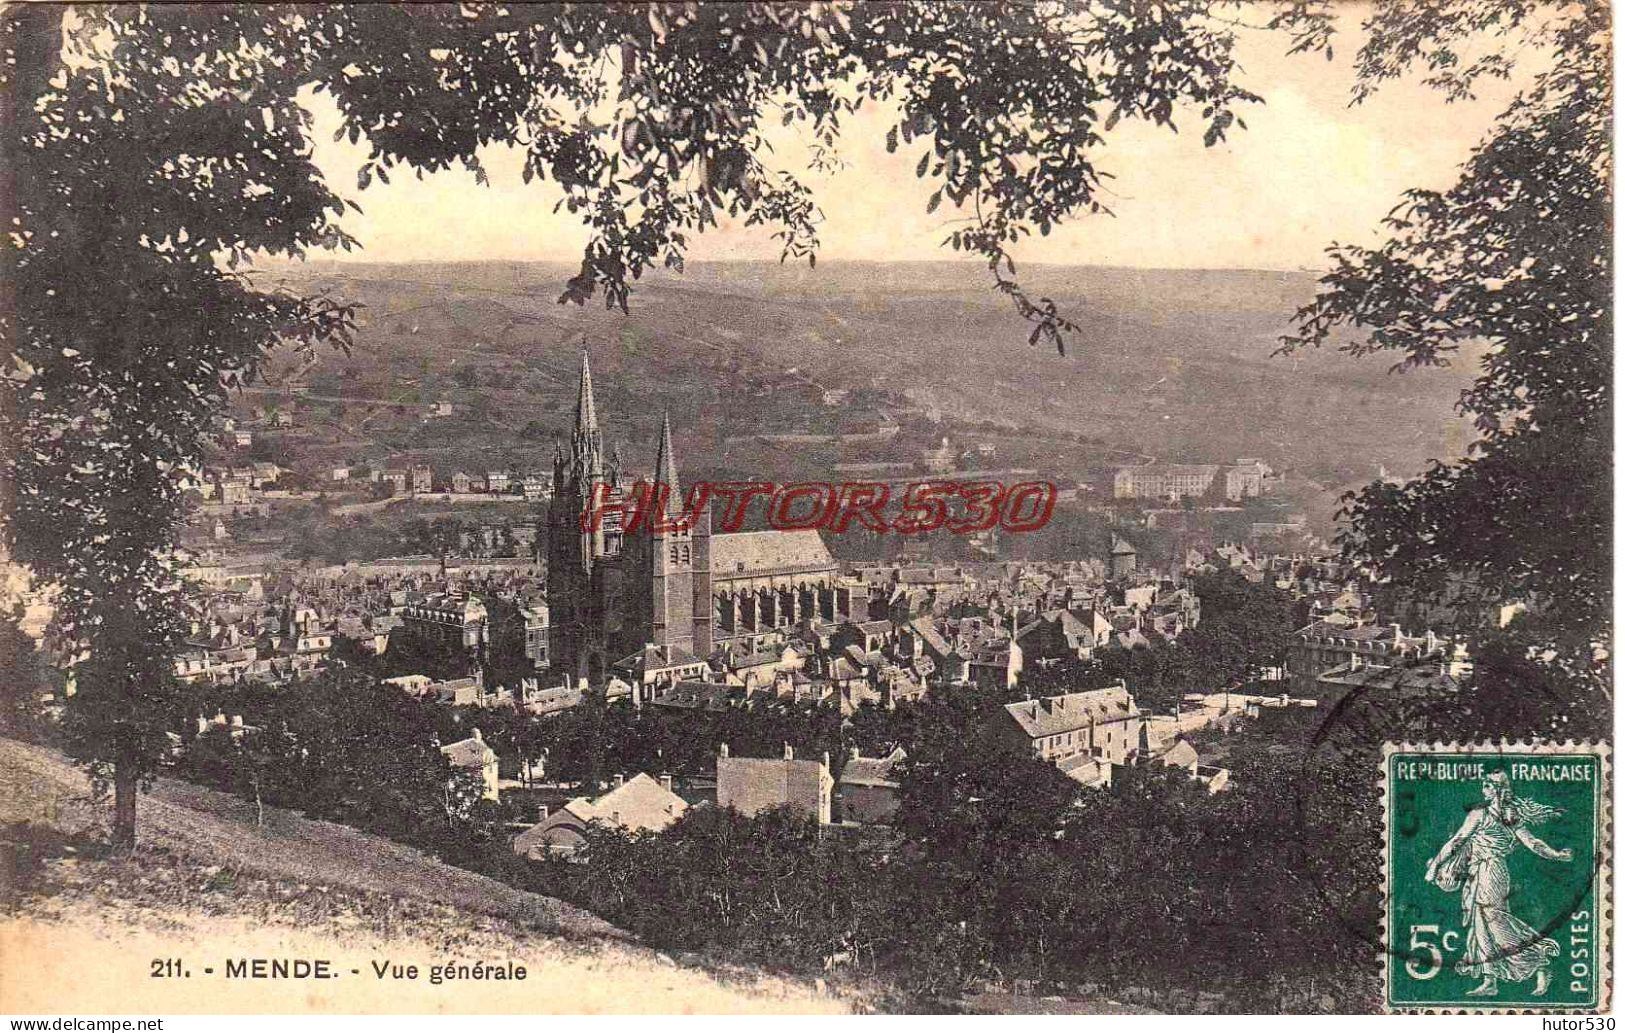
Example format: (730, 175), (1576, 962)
(506, 742), (870, 860)
(198, 435), (555, 508)
(205, 409), (295, 453)
(305, 463), (552, 500)
(173, 594), (345, 685)
(493, 677), (1318, 861)
(162, 531), (1454, 869)
(171, 569), (548, 688)
(196, 462), (287, 505)
(355, 466), (553, 501)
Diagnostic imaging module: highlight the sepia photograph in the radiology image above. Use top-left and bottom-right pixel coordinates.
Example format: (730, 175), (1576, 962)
(0, 0), (1612, 1019)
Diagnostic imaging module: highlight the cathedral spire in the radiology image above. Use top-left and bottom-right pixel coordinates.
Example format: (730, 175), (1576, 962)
(653, 410), (680, 499)
(570, 350), (603, 478)
(574, 350), (599, 438)
(649, 410), (685, 525)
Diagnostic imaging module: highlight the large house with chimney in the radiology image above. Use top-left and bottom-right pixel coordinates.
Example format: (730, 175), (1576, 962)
(1000, 684), (1145, 787)
(1287, 620), (1466, 697)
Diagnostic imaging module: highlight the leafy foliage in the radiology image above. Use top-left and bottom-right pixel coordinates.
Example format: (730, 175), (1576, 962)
(1274, 0), (1611, 737)
(539, 692), (847, 789)
(549, 682), (1380, 1009)
(175, 672), (507, 850)
(0, 608), (54, 742)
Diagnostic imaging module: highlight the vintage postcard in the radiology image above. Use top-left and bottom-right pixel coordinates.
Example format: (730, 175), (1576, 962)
(0, 0), (1612, 1022)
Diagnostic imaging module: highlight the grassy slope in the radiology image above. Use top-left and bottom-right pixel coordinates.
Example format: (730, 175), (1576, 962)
(0, 738), (851, 1015)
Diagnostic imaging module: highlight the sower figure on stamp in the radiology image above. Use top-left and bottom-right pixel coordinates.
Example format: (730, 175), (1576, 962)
(1425, 770), (1573, 997)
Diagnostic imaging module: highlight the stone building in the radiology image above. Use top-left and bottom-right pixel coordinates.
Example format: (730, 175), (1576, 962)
(715, 743), (833, 824)
(1000, 684), (1145, 787)
(836, 746), (906, 825)
(1108, 536), (1138, 579)
(400, 590), (488, 652)
(1113, 461), (1271, 502)
(1287, 620), (1464, 697)
(512, 772), (686, 859)
(440, 728), (499, 801)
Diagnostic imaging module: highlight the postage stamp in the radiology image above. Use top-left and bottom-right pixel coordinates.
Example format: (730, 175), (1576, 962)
(1383, 741), (1612, 1012)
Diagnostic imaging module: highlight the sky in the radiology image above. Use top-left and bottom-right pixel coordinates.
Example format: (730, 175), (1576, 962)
(300, 9), (1533, 272)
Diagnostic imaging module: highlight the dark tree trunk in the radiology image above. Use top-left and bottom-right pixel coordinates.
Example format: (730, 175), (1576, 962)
(112, 760), (138, 851)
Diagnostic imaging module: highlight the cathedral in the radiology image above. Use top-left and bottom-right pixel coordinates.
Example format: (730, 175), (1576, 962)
(547, 354), (857, 687)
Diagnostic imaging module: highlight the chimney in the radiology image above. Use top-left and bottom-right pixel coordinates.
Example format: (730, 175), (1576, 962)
(472, 727), (483, 742)
(659, 774), (673, 793)
(613, 773), (624, 788)
(849, 746), (860, 762)
(719, 742), (729, 758)
(783, 742), (794, 761)
(822, 751), (830, 772)
(538, 804), (549, 822)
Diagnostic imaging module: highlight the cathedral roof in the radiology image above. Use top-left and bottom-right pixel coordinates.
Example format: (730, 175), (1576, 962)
(710, 530), (837, 580)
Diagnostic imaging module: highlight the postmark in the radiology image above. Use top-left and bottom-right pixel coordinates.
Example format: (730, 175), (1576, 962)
(1382, 741), (1611, 1012)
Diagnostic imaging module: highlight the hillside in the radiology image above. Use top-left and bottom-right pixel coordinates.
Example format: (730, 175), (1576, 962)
(0, 739), (852, 1015)
(244, 259), (1480, 494)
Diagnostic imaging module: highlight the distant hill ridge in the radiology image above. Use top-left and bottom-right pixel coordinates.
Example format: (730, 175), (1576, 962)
(248, 258), (1479, 490)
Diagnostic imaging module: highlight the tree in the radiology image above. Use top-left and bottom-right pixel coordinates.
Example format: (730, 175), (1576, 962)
(891, 682), (1085, 991)
(479, 595), (537, 690)
(0, 606), (52, 742)
(179, 720), (297, 827)
(1176, 570), (1297, 689)
(1273, 0), (1610, 737)
(4, 6), (356, 847)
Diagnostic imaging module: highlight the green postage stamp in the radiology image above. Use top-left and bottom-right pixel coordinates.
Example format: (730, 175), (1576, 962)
(1383, 741), (1611, 1012)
